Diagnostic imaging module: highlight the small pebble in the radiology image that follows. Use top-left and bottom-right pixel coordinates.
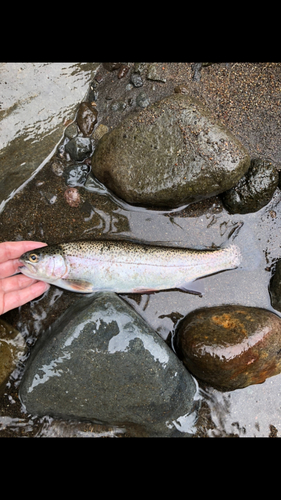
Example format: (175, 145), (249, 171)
(118, 64), (130, 79)
(146, 63), (166, 83)
(76, 102), (98, 137)
(64, 122), (78, 140)
(51, 160), (64, 177)
(111, 100), (127, 112)
(64, 187), (81, 207)
(130, 73), (143, 87)
(65, 137), (92, 161)
(133, 63), (147, 74)
(63, 164), (90, 187)
(136, 91), (150, 108)
(41, 191), (57, 205)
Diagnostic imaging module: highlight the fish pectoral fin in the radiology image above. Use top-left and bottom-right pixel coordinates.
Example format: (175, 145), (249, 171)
(62, 278), (94, 292)
(177, 279), (205, 296)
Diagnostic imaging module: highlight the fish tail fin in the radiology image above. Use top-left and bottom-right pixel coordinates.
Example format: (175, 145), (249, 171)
(223, 221), (262, 271)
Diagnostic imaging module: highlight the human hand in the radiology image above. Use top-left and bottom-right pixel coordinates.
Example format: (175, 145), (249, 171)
(0, 241), (50, 315)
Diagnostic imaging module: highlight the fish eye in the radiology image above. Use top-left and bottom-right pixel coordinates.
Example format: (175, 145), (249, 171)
(29, 253), (39, 263)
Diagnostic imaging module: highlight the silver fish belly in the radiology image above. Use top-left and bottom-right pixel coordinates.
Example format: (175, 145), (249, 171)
(19, 240), (242, 294)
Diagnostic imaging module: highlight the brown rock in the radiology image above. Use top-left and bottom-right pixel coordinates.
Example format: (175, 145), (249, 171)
(0, 319), (26, 396)
(91, 93), (250, 209)
(118, 64), (130, 79)
(175, 305), (281, 391)
(76, 102), (98, 137)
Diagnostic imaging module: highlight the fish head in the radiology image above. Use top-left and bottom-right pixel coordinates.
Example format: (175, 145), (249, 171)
(18, 246), (69, 283)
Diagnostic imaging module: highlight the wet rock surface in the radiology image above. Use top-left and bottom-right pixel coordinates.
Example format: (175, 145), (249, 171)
(65, 136), (92, 162)
(175, 305), (281, 391)
(0, 63), (100, 205)
(221, 158), (279, 214)
(136, 91), (150, 108)
(19, 293), (198, 436)
(146, 63), (167, 83)
(63, 164), (90, 187)
(269, 259), (281, 312)
(64, 187), (81, 208)
(91, 93), (250, 208)
(130, 73), (143, 88)
(76, 102), (98, 136)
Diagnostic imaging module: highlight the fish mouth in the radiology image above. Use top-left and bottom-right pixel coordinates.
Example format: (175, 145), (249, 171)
(18, 262), (37, 276)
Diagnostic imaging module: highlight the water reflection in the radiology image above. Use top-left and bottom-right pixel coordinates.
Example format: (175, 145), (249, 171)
(201, 373), (281, 437)
(82, 206), (128, 235)
(84, 173), (191, 215)
(16, 287), (64, 346)
(0, 414), (125, 438)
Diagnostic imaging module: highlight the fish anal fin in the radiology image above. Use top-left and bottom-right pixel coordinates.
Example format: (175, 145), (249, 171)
(62, 279), (94, 293)
(177, 279), (205, 296)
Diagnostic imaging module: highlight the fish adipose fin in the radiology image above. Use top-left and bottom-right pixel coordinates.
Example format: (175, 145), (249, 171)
(62, 279), (94, 292)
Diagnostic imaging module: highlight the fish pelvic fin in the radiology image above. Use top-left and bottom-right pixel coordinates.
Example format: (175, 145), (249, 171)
(61, 278), (94, 293)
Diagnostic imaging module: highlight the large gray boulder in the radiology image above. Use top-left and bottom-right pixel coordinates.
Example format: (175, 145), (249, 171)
(91, 93), (250, 208)
(19, 293), (198, 436)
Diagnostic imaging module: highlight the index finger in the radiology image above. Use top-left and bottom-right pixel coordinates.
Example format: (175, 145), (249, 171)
(0, 241), (48, 264)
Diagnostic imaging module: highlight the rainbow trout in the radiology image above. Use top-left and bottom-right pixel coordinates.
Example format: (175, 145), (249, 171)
(18, 240), (242, 294)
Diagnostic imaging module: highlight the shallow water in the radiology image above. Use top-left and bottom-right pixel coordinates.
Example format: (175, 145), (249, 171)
(81, 176), (280, 341)
(2, 169), (281, 437)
